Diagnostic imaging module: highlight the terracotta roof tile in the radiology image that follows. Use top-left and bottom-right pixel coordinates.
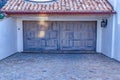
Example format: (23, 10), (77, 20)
(1, 0), (114, 14)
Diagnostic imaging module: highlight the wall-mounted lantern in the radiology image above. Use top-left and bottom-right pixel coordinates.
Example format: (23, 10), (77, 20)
(101, 19), (108, 28)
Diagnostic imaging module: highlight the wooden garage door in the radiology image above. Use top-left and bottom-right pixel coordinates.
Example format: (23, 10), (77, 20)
(23, 21), (96, 51)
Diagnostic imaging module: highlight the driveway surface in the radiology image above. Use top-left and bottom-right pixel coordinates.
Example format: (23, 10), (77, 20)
(0, 53), (120, 80)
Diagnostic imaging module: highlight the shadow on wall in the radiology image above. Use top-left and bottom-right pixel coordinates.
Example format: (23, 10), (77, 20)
(0, 18), (17, 60)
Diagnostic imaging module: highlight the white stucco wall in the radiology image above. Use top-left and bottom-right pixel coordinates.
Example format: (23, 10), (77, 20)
(114, 24), (120, 61)
(101, 16), (114, 57)
(100, 0), (116, 58)
(113, 7), (120, 61)
(0, 17), (17, 60)
(108, 0), (120, 61)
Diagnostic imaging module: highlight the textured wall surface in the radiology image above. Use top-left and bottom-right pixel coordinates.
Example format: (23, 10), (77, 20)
(101, 16), (113, 58)
(108, 0), (120, 61)
(0, 18), (17, 60)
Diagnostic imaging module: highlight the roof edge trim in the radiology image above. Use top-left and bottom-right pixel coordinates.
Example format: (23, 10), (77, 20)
(2, 11), (116, 15)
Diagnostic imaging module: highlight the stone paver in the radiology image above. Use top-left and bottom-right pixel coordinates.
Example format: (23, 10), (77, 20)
(0, 53), (120, 80)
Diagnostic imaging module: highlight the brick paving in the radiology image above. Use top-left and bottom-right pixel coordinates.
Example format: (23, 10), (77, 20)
(0, 53), (120, 80)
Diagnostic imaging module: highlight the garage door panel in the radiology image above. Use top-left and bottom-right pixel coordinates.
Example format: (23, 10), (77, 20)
(23, 21), (59, 51)
(86, 41), (94, 46)
(60, 40), (73, 47)
(46, 40), (58, 47)
(74, 32), (82, 40)
(60, 32), (73, 39)
(36, 39), (45, 47)
(73, 41), (95, 50)
(23, 21), (96, 51)
(48, 31), (58, 39)
(74, 41), (84, 47)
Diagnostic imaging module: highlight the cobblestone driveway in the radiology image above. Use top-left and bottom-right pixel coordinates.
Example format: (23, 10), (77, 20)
(0, 53), (120, 80)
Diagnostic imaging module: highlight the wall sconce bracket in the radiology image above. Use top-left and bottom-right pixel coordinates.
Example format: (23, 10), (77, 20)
(101, 19), (108, 28)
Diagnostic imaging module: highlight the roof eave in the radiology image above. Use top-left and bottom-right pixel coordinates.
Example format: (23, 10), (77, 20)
(2, 11), (116, 15)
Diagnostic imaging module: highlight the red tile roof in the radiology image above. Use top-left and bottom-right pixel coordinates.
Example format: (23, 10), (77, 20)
(1, 0), (115, 14)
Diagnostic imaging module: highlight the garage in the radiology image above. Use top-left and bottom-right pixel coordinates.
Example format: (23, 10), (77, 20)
(23, 21), (96, 51)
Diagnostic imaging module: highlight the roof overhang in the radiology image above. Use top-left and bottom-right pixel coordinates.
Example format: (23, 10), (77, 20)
(3, 11), (116, 15)
(2, 0), (116, 16)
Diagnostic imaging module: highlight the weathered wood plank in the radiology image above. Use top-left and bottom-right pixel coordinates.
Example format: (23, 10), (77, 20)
(23, 21), (96, 51)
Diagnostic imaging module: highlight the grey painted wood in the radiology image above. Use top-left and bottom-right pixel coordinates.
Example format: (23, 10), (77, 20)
(23, 21), (59, 51)
(23, 21), (96, 51)
(59, 21), (96, 50)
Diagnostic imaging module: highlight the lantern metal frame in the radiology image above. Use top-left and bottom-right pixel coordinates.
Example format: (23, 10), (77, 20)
(101, 19), (108, 28)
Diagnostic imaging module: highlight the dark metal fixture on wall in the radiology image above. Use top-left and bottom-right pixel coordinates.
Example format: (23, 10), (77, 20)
(101, 19), (108, 28)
